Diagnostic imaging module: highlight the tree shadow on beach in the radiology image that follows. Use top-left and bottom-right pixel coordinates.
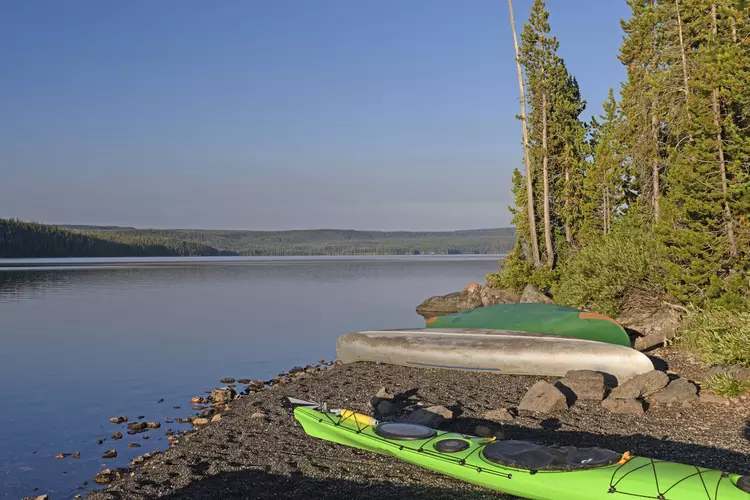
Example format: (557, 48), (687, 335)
(151, 469), (508, 500)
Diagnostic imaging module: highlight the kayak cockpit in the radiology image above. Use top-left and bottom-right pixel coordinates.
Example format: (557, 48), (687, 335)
(482, 440), (625, 471)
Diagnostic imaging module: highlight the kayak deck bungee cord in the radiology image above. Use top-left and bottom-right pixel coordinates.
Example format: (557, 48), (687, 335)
(286, 398), (749, 500)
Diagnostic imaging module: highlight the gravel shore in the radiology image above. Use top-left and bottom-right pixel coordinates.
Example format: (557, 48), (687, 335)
(89, 349), (750, 500)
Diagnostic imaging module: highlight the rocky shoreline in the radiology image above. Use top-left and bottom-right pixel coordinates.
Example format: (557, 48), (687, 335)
(81, 346), (750, 500)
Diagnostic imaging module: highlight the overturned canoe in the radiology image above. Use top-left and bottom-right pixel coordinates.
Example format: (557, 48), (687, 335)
(336, 329), (654, 383)
(426, 303), (631, 346)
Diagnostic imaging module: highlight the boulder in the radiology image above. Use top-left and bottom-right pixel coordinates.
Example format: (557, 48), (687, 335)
(480, 287), (520, 307)
(111, 432), (123, 440)
(609, 370), (669, 400)
(650, 379), (698, 403)
(602, 397), (644, 415)
(109, 416), (127, 424)
(556, 370), (606, 402)
(416, 283), (484, 316)
(518, 381), (568, 413)
(401, 405), (454, 427)
(481, 408), (515, 422)
(146, 421), (161, 429)
(211, 387), (236, 405)
(617, 293), (682, 350)
(127, 422), (148, 433)
(519, 285), (553, 304)
(101, 450), (117, 459)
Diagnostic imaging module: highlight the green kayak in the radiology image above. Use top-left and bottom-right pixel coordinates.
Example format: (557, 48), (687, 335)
(292, 402), (749, 500)
(426, 303), (631, 347)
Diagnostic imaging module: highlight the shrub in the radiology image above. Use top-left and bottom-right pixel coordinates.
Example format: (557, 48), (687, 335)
(676, 308), (750, 367)
(704, 373), (750, 397)
(551, 217), (665, 317)
(488, 244), (533, 292)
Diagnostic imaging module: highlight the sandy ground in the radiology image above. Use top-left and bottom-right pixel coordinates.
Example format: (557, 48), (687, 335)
(88, 349), (750, 500)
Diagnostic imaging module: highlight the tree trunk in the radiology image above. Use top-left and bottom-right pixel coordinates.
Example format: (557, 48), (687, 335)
(542, 93), (554, 267)
(651, 111), (660, 220)
(711, 4), (738, 256)
(508, 0), (541, 268)
(675, 0), (690, 102)
(564, 166), (572, 244)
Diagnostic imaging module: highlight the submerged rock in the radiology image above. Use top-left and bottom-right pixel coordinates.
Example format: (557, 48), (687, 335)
(127, 422), (148, 433)
(111, 432), (123, 440)
(101, 450), (117, 459)
(146, 421), (161, 429)
(519, 381), (568, 413)
(220, 377), (236, 384)
(108, 416), (127, 424)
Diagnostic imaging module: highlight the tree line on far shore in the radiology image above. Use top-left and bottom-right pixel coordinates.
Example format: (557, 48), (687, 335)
(0, 219), (516, 258)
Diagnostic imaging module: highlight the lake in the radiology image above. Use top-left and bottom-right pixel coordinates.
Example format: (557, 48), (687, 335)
(0, 255), (501, 498)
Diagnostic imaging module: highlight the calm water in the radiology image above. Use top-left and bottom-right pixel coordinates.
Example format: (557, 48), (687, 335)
(0, 256), (500, 498)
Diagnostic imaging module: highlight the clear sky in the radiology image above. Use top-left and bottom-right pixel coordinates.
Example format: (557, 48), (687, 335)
(0, 0), (630, 230)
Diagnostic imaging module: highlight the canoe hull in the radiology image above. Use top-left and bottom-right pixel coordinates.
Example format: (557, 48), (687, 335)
(336, 329), (654, 383)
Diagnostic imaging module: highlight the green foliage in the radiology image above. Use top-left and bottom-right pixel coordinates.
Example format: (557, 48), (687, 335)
(552, 214), (665, 317)
(492, 245), (534, 293)
(677, 308), (750, 367)
(704, 373), (750, 397)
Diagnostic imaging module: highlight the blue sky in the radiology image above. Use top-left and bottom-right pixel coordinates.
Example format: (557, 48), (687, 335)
(0, 0), (630, 230)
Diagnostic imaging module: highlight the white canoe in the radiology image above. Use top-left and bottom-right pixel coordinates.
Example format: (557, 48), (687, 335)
(336, 328), (654, 383)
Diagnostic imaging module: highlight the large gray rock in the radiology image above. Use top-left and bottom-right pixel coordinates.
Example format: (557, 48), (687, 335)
(416, 283), (484, 316)
(519, 285), (553, 304)
(211, 386), (236, 404)
(601, 397), (644, 415)
(650, 379), (698, 403)
(556, 370), (606, 401)
(609, 370), (669, 400)
(518, 381), (568, 413)
(480, 287), (520, 307)
(401, 405), (454, 427)
(618, 293), (682, 350)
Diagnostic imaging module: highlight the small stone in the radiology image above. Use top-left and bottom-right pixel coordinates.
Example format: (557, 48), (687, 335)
(96, 440), (104, 445)
(602, 397), (644, 414)
(305, 367), (317, 374)
(401, 405), (454, 427)
(211, 387), (236, 405)
(109, 416), (127, 424)
(375, 387), (395, 400)
(192, 418), (210, 426)
(610, 370), (669, 400)
(557, 370), (606, 401)
(55, 453), (66, 459)
(101, 450), (117, 459)
(211, 414), (222, 423)
(190, 397), (203, 404)
(250, 412), (268, 421)
(128, 443), (141, 448)
(112, 432), (123, 440)
(127, 422), (148, 433)
(157, 398), (164, 403)
(481, 408), (515, 422)
(142, 435), (150, 440)
(220, 377), (236, 384)
(72, 452), (80, 459)
(650, 379), (698, 403)
(137, 415), (145, 419)
(288, 366), (305, 374)
(237, 379), (251, 384)
(146, 421), (161, 429)
(172, 405), (181, 409)
(519, 381), (568, 413)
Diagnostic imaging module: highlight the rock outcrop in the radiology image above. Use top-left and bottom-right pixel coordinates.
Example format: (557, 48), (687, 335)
(416, 283), (484, 316)
(519, 285), (553, 304)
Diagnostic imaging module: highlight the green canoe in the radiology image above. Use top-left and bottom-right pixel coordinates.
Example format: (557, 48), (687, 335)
(293, 404), (749, 500)
(426, 303), (631, 347)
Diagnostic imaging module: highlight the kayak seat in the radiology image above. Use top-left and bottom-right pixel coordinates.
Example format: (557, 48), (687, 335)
(482, 440), (623, 471)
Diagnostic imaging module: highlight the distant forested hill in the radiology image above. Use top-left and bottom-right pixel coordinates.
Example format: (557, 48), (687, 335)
(0, 219), (228, 258)
(73, 227), (516, 256)
(0, 219), (515, 258)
